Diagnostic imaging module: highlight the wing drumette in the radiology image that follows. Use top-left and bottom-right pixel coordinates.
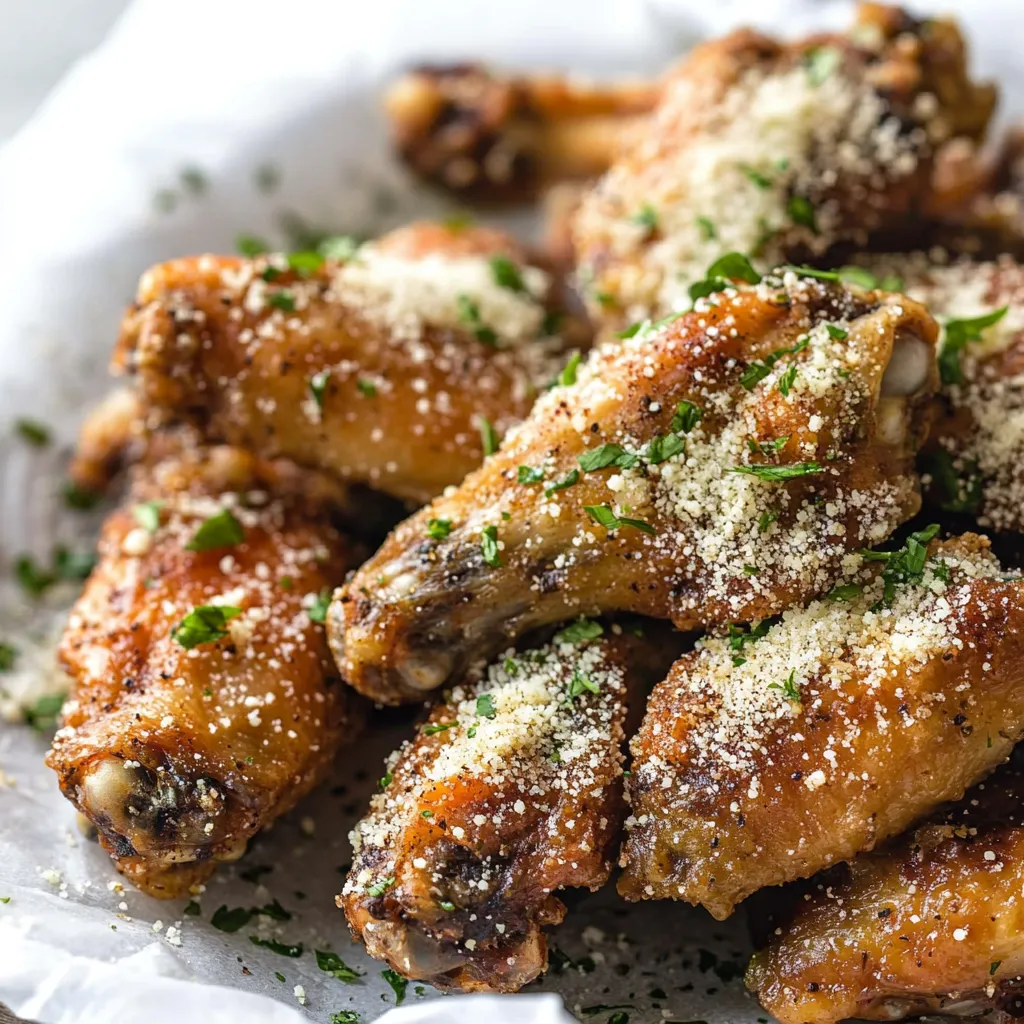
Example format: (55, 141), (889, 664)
(113, 221), (571, 505)
(748, 754), (1024, 1024)
(619, 532), (1024, 920)
(340, 626), (677, 992)
(385, 65), (658, 202)
(329, 270), (936, 704)
(572, 3), (995, 326)
(48, 444), (364, 897)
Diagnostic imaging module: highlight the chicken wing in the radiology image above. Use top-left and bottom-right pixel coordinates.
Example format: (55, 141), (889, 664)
(47, 444), (364, 897)
(385, 65), (658, 202)
(618, 532), (1024, 920)
(572, 3), (995, 326)
(340, 625), (677, 992)
(113, 221), (571, 505)
(747, 754), (1024, 1024)
(328, 270), (937, 704)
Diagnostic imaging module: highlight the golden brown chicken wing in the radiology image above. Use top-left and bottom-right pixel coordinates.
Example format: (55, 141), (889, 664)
(340, 625), (677, 992)
(385, 65), (658, 202)
(328, 269), (937, 704)
(113, 221), (570, 505)
(618, 532), (1024, 920)
(747, 754), (1024, 1024)
(572, 3), (995, 326)
(47, 444), (364, 897)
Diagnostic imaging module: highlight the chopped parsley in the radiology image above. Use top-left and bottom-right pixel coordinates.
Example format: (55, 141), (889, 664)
(319, 235), (361, 261)
(366, 876), (396, 898)
(689, 252), (761, 302)
(768, 670), (801, 702)
(671, 399), (704, 434)
(517, 465), (545, 485)
(421, 723), (452, 737)
(16, 547), (96, 598)
(63, 482), (100, 511)
(938, 306), (1009, 385)
(616, 310), (684, 340)
(644, 433), (685, 464)
(287, 250), (325, 276)
(267, 290), (296, 312)
(479, 417), (500, 457)
(777, 364), (798, 396)
(308, 369), (330, 410)
(480, 525), (502, 567)
(186, 509), (244, 552)
(787, 195), (817, 233)
(758, 509), (779, 533)
(553, 618), (604, 644)
(584, 504), (655, 535)
(475, 693), (497, 719)
(991, 961), (1002, 976)
(457, 295), (498, 346)
(568, 671), (600, 700)
(740, 164), (773, 189)
(631, 203), (659, 231)
(15, 418), (51, 447)
(860, 523), (941, 607)
(330, 1013), (361, 1024)
(249, 936), (303, 958)
(778, 264), (838, 282)
(183, 900), (201, 916)
(827, 583), (862, 602)
(489, 255), (527, 293)
(315, 949), (364, 982)
(727, 620), (771, 666)
(210, 905), (254, 932)
(131, 501), (162, 533)
(558, 351), (582, 387)
(927, 449), (983, 513)
(172, 605), (241, 649)
(308, 589), (331, 624)
(696, 215), (717, 240)
(379, 771), (392, 789)
(0, 643), (15, 671)
(805, 45), (841, 85)
(437, 899), (456, 912)
(382, 969), (408, 1005)
(356, 378), (377, 398)
(748, 436), (789, 454)
(826, 324), (849, 340)
(544, 469), (579, 496)
(236, 235), (269, 257)
(23, 692), (64, 732)
(729, 461), (821, 480)
(739, 335), (808, 390)
(578, 443), (638, 472)
(426, 517), (453, 540)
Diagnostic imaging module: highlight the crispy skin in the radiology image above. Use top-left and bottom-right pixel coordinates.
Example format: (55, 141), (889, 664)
(619, 534), (1024, 919)
(329, 275), (937, 704)
(67, 387), (149, 494)
(748, 756), (1024, 1024)
(47, 446), (364, 897)
(340, 629), (678, 992)
(385, 65), (658, 202)
(572, 3), (995, 325)
(113, 222), (570, 505)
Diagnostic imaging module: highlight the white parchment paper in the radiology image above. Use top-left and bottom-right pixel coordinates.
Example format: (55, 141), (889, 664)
(1, 0), (1022, 1021)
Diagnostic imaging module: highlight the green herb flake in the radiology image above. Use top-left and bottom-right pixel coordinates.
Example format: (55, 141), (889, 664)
(330, 1013), (361, 1024)
(758, 510), (779, 533)
(476, 693), (497, 719)
(553, 617), (604, 645)
(696, 216), (717, 240)
(382, 969), (408, 1005)
(237, 235), (270, 257)
(287, 250), (325, 276)
(366, 876), (396, 898)
(319, 235), (361, 261)
(584, 505), (655, 535)
(62, 482), (100, 511)
(991, 961), (1002, 976)
(23, 692), (65, 732)
(644, 433), (686, 465)
(787, 195), (817, 233)
(15, 419), (51, 447)
(183, 899), (201, 916)
(727, 620), (772, 666)
(489, 255), (527, 293)
(422, 722), (452, 737)
(805, 45), (841, 85)
(457, 295), (498, 347)
(249, 936), (303, 957)
(828, 583), (862, 602)
(0, 643), (15, 672)
(316, 949), (364, 982)
(777, 364), (799, 396)
(671, 400), (704, 434)
(631, 203), (659, 231)
(748, 436), (790, 455)
(740, 164), (773, 189)
(210, 905), (254, 933)
(356, 378), (377, 398)
(267, 290), (296, 312)
(0, 897), (10, 905)
(544, 469), (579, 496)
(558, 351), (582, 387)
(307, 369), (330, 411)
(479, 417), (500, 457)
(480, 524), (502, 567)
(826, 324), (849, 340)
(426, 517), (453, 540)
(379, 771), (393, 790)
(437, 899), (456, 912)
(517, 465), (545, 485)
(928, 449), (983, 513)
(768, 670), (801, 702)
(186, 509), (244, 552)
(568, 670), (601, 700)
(307, 589), (331, 624)
(729, 461), (821, 481)
(939, 306), (1009, 385)
(170, 605), (241, 649)
(578, 443), (638, 472)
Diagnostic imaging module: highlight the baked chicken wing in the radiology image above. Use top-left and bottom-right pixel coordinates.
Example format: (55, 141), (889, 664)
(340, 625), (676, 992)
(329, 270), (936, 704)
(572, 3), (995, 325)
(385, 65), (658, 202)
(47, 444), (363, 897)
(113, 221), (570, 505)
(747, 754), (1024, 1024)
(619, 532), (1024, 920)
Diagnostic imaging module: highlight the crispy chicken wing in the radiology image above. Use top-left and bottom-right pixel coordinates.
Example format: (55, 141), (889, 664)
(329, 271), (937, 704)
(619, 533), (1024, 920)
(340, 626), (678, 992)
(747, 754), (1024, 1024)
(47, 445), (364, 897)
(572, 3), (995, 325)
(385, 65), (658, 202)
(113, 221), (571, 505)
(67, 387), (149, 495)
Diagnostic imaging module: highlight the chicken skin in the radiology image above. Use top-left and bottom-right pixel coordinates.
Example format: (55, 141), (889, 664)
(748, 754), (1024, 1024)
(572, 3), (995, 326)
(384, 64), (658, 202)
(113, 221), (570, 505)
(48, 444), (363, 897)
(619, 532), (1024, 920)
(328, 270), (937, 704)
(341, 625), (677, 992)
